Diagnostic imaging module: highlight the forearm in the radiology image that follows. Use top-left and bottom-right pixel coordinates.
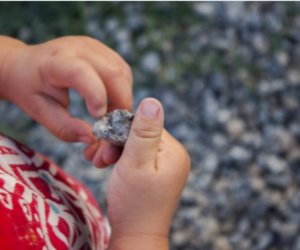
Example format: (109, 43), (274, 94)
(108, 234), (169, 250)
(0, 36), (26, 99)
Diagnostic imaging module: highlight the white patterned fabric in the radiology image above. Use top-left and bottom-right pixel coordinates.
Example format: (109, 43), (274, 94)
(0, 133), (109, 250)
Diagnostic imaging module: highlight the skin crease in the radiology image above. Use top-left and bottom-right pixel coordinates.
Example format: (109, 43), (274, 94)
(0, 36), (191, 249)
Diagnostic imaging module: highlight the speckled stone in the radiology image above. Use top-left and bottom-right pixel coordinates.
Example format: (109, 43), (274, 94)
(92, 110), (134, 146)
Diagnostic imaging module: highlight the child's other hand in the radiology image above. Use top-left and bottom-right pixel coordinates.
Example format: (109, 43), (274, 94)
(1, 36), (132, 166)
(107, 98), (191, 250)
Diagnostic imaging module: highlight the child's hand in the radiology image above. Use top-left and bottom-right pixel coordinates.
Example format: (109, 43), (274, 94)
(106, 98), (191, 250)
(0, 36), (132, 166)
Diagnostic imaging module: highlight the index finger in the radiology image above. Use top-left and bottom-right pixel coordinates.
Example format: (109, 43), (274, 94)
(80, 42), (133, 111)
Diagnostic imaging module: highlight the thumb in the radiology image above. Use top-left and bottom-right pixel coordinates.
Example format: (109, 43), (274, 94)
(121, 98), (164, 169)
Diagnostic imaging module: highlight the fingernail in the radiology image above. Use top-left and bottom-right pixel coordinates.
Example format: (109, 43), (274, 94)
(97, 107), (107, 117)
(141, 101), (159, 117)
(79, 136), (94, 144)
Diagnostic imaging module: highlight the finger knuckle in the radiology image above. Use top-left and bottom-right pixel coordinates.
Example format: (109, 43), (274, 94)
(42, 43), (69, 61)
(50, 47), (63, 58)
(123, 62), (132, 76)
(132, 124), (161, 139)
(109, 62), (128, 79)
(55, 124), (69, 141)
(69, 61), (88, 82)
(53, 37), (76, 51)
(123, 63), (133, 85)
(49, 37), (87, 57)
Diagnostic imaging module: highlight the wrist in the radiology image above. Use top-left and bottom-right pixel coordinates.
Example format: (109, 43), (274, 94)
(0, 36), (26, 100)
(108, 234), (169, 250)
(107, 209), (172, 250)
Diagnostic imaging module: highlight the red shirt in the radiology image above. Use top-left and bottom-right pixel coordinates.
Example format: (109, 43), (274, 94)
(0, 133), (109, 250)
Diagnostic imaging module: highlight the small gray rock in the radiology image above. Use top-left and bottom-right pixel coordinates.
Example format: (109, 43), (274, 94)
(92, 110), (134, 146)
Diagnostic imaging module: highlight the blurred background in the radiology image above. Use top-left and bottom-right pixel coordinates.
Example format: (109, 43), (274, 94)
(1, 2), (300, 249)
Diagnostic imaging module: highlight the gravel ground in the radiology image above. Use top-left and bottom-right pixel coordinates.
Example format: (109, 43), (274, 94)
(1, 2), (300, 250)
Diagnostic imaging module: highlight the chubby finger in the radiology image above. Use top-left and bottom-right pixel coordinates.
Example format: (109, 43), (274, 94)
(83, 140), (101, 161)
(92, 142), (123, 168)
(41, 56), (108, 117)
(28, 94), (96, 143)
(81, 49), (133, 111)
(102, 143), (123, 165)
(120, 98), (164, 169)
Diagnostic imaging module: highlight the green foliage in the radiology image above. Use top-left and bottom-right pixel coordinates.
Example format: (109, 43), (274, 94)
(0, 2), (85, 43)
(0, 2), (299, 89)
